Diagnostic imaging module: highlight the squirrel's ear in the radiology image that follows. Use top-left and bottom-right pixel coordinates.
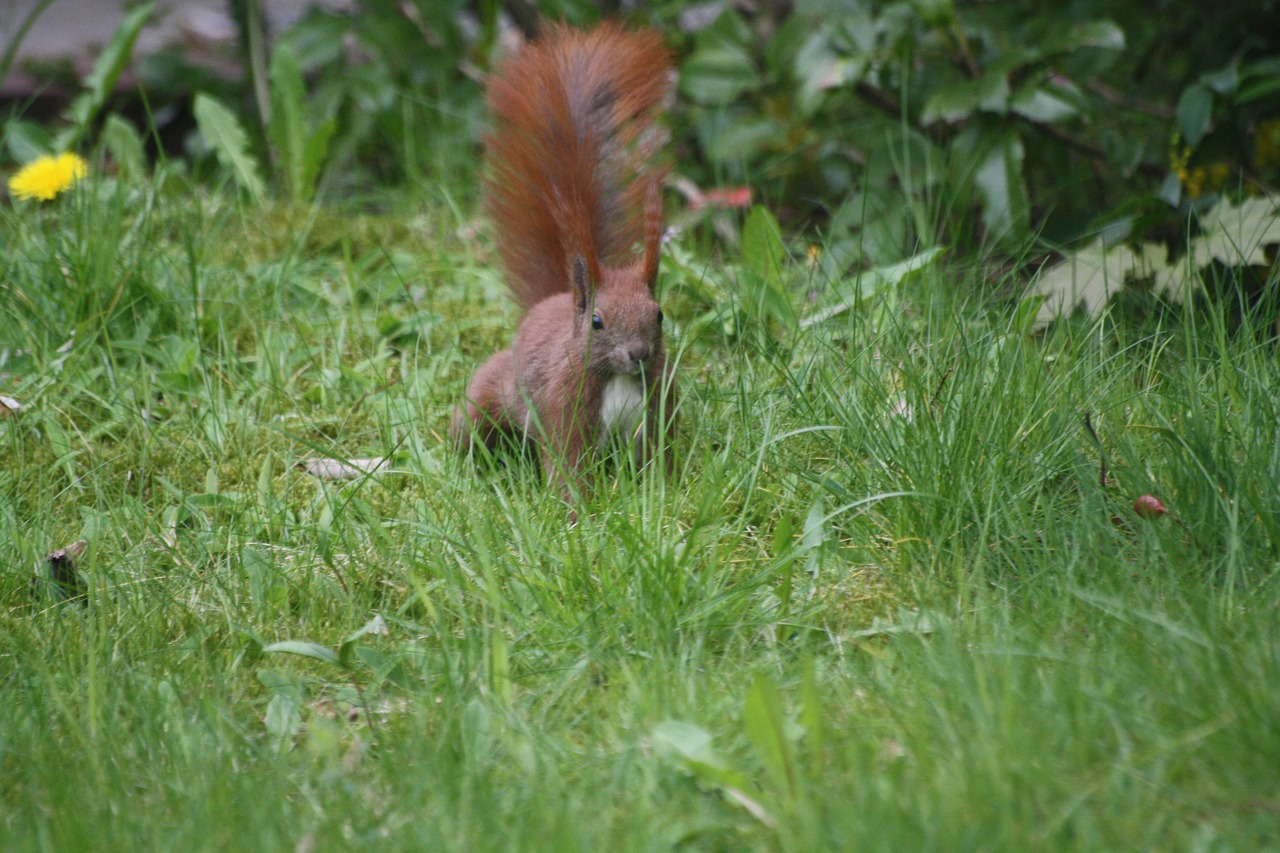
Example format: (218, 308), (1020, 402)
(571, 254), (590, 316)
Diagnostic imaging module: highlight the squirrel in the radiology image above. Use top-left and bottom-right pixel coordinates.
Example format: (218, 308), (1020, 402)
(451, 23), (678, 496)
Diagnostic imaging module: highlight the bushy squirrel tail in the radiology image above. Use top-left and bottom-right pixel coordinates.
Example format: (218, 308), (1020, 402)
(484, 23), (672, 313)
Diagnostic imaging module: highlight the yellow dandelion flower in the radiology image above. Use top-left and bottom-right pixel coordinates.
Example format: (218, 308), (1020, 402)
(8, 152), (88, 201)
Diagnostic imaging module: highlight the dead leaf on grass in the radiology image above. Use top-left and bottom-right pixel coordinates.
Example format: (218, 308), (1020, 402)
(296, 457), (390, 480)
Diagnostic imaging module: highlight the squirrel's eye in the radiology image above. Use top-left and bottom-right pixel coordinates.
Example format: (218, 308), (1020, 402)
(591, 313), (603, 330)
(656, 309), (664, 326)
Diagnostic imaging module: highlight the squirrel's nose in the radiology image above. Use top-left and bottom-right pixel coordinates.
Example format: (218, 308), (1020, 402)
(627, 343), (652, 364)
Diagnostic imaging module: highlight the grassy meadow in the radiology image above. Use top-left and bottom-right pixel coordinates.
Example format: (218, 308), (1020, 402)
(2, 161), (1279, 851)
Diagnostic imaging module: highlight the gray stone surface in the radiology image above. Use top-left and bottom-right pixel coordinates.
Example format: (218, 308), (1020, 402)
(1, 0), (346, 95)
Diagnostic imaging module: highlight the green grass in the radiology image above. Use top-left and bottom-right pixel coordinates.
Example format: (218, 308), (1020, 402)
(2, 166), (1279, 852)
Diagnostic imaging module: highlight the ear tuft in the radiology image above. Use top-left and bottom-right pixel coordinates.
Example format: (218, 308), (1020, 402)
(571, 254), (590, 315)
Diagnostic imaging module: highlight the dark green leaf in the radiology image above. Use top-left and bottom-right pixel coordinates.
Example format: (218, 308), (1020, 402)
(1176, 84), (1213, 148)
(923, 71), (1010, 124)
(910, 0), (954, 26)
(1044, 20), (1124, 54)
(1235, 78), (1280, 106)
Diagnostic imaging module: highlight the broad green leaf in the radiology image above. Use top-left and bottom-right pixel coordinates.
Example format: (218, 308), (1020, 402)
(1176, 84), (1213, 148)
(1155, 171), (1183, 207)
(680, 45), (760, 105)
(697, 115), (782, 167)
(193, 93), (266, 202)
(1044, 20), (1125, 54)
(794, 30), (867, 117)
(265, 693), (302, 741)
(799, 494), (829, 573)
(262, 640), (341, 666)
(100, 113), (146, 180)
(743, 673), (795, 797)
(679, 17), (760, 106)
(651, 720), (718, 765)
(269, 43), (308, 199)
(256, 453), (275, 504)
(316, 500), (333, 560)
(1010, 84), (1081, 124)
(56, 2), (153, 149)
(651, 721), (773, 825)
(741, 206), (797, 330)
(339, 614), (388, 669)
(43, 416), (72, 461)
(3, 119), (53, 163)
(799, 658), (824, 775)
(923, 71), (1010, 124)
(742, 206), (787, 283)
(910, 0), (954, 26)
(800, 497), (827, 554)
(971, 131), (1029, 243)
(1200, 64), (1238, 95)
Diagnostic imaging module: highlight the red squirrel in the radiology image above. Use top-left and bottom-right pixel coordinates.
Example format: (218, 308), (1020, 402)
(452, 23), (677, 494)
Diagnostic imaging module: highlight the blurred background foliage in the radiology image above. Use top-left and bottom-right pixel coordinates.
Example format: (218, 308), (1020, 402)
(2, 0), (1279, 293)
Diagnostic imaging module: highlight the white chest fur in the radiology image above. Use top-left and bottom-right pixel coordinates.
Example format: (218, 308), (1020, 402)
(600, 374), (645, 439)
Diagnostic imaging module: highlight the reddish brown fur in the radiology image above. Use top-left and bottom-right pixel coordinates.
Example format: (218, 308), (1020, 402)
(452, 23), (677, 497)
(483, 22), (671, 311)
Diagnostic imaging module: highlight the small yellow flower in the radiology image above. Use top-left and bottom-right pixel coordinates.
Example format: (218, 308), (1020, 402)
(8, 152), (88, 201)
